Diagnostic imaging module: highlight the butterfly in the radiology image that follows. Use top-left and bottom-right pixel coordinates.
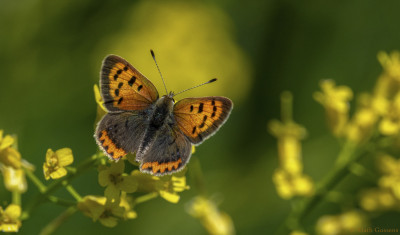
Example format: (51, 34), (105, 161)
(94, 52), (233, 176)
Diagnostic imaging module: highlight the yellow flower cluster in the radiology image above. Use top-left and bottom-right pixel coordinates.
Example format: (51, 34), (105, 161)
(269, 93), (314, 199)
(360, 154), (400, 211)
(131, 169), (189, 203)
(77, 193), (136, 228)
(0, 130), (28, 232)
(0, 130), (27, 194)
(315, 51), (400, 143)
(316, 211), (367, 235)
(186, 196), (235, 235)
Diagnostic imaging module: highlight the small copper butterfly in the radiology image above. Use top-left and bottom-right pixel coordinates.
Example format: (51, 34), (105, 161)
(95, 51), (233, 176)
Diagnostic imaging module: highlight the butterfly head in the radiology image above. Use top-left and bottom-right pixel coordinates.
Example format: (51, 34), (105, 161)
(156, 92), (175, 111)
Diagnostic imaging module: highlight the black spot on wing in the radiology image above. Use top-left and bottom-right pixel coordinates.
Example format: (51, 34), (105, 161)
(198, 103), (204, 113)
(128, 76), (136, 86)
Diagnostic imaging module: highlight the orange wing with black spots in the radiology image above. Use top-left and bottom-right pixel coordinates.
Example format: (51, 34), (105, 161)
(100, 55), (159, 112)
(173, 97), (233, 144)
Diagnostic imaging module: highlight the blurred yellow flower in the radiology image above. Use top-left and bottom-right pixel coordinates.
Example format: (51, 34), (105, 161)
(186, 196), (235, 235)
(378, 51), (400, 81)
(360, 188), (400, 211)
(0, 204), (22, 232)
(314, 80), (353, 137)
(77, 195), (131, 228)
(377, 154), (400, 199)
(131, 170), (189, 203)
(119, 192), (137, 220)
(290, 231), (309, 235)
(0, 130), (14, 150)
(98, 161), (138, 203)
(43, 148), (74, 180)
(379, 92), (400, 136)
(272, 169), (314, 199)
(345, 94), (378, 143)
(1, 165), (27, 193)
(97, 1), (251, 103)
(0, 130), (21, 169)
(316, 211), (366, 235)
(269, 120), (307, 175)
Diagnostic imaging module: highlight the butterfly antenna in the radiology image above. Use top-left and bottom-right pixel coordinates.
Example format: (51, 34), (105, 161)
(173, 78), (217, 97)
(150, 49), (168, 94)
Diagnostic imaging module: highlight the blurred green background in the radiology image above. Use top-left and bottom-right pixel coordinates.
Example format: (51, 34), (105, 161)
(1, 0), (400, 234)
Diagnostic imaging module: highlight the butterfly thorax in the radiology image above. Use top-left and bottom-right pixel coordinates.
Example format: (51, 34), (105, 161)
(138, 95), (175, 155)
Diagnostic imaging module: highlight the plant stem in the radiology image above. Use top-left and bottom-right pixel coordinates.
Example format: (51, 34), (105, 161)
(135, 192), (158, 204)
(39, 206), (77, 235)
(47, 196), (76, 207)
(24, 167), (46, 193)
(65, 184), (82, 201)
(21, 153), (102, 220)
(12, 191), (21, 206)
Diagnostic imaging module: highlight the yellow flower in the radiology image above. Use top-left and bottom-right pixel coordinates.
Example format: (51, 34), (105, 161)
(376, 154), (400, 199)
(43, 148), (74, 180)
(119, 192), (137, 220)
(0, 204), (22, 232)
(131, 170), (189, 203)
(98, 161), (138, 203)
(316, 211), (366, 235)
(268, 120), (307, 175)
(360, 188), (400, 211)
(186, 196), (235, 235)
(272, 169), (314, 199)
(77, 195), (127, 227)
(379, 91), (400, 136)
(0, 130), (14, 150)
(0, 131), (21, 169)
(1, 165), (27, 193)
(314, 79), (353, 137)
(378, 51), (400, 81)
(345, 94), (379, 143)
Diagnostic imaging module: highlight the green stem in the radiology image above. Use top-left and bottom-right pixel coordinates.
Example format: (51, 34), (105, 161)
(39, 206), (77, 235)
(24, 167), (46, 193)
(65, 184), (82, 201)
(12, 191), (21, 206)
(47, 196), (76, 207)
(21, 153), (102, 220)
(135, 192), (158, 204)
(275, 141), (366, 234)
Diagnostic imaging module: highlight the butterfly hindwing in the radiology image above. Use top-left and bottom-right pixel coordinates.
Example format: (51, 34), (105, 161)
(95, 112), (149, 160)
(101, 55), (159, 112)
(173, 97), (233, 144)
(139, 124), (192, 176)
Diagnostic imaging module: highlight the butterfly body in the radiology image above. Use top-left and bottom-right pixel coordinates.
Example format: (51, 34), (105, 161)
(95, 55), (232, 176)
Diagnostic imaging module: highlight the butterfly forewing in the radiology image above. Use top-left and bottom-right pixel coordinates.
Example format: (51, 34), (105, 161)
(173, 97), (233, 144)
(101, 55), (159, 112)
